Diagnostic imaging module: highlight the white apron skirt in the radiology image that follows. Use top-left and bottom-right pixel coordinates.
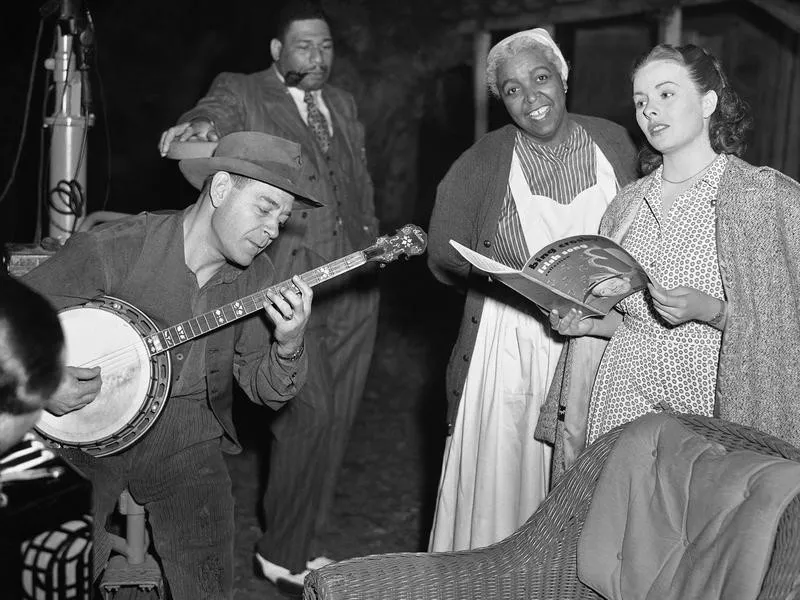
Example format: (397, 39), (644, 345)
(429, 145), (618, 551)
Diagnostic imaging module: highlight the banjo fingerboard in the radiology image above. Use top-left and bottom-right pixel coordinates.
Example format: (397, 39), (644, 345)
(145, 251), (367, 356)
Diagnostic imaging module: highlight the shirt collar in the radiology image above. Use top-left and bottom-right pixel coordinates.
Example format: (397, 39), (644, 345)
(517, 120), (580, 157)
(649, 154), (727, 193)
(274, 65), (323, 102)
(644, 154), (728, 212)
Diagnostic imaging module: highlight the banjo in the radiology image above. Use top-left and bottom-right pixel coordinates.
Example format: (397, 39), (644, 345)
(35, 224), (427, 457)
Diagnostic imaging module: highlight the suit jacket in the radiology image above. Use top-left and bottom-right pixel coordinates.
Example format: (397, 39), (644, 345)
(180, 65), (377, 280)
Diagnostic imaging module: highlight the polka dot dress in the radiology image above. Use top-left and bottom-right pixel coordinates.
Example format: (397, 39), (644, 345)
(586, 155), (727, 444)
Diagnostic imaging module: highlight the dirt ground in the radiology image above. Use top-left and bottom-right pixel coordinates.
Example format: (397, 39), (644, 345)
(226, 255), (462, 599)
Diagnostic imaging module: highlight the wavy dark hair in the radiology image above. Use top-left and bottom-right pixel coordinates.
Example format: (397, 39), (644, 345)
(273, 1), (330, 43)
(0, 276), (64, 416)
(632, 44), (753, 175)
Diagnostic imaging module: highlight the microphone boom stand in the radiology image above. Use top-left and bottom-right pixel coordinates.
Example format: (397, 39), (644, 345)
(43, 0), (94, 241)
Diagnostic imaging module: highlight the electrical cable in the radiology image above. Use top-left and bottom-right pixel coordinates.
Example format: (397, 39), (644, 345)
(36, 34), (57, 245)
(34, 74), (50, 245)
(0, 18), (45, 206)
(85, 3), (112, 212)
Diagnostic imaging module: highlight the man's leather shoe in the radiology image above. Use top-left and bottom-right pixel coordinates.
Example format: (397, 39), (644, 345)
(306, 556), (335, 570)
(254, 553), (308, 598)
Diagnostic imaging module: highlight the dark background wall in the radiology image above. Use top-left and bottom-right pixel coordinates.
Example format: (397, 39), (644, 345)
(1, 1), (798, 247)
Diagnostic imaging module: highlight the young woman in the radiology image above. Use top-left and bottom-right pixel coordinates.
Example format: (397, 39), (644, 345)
(542, 44), (800, 477)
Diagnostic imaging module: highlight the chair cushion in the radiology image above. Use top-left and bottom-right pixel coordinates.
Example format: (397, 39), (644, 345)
(577, 413), (800, 600)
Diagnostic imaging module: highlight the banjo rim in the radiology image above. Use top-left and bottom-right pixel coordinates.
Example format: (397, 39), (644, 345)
(35, 296), (172, 457)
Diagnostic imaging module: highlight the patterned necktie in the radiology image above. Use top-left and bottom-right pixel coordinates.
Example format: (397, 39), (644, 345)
(304, 91), (331, 154)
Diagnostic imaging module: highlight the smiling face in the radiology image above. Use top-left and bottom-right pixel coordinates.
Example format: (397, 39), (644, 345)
(633, 59), (717, 156)
(271, 18), (333, 91)
(497, 47), (569, 146)
(210, 176), (294, 267)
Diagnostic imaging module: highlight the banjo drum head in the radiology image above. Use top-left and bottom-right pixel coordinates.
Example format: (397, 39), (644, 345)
(36, 305), (153, 446)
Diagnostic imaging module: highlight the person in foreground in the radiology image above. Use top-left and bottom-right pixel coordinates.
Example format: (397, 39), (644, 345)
(0, 276), (64, 455)
(159, 2), (378, 589)
(542, 44), (800, 479)
(23, 131), (320, 599)
(426, 27), (637, 552)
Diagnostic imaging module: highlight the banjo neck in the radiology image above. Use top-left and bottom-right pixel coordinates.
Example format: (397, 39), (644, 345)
(144, 249), (370, 356)
(36, 225), (426, 457)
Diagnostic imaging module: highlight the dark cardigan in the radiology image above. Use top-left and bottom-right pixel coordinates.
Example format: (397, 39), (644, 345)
(427, 115), (638, 434)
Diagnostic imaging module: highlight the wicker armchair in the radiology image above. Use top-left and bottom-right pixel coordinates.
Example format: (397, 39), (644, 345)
(304, 413), (800, 600)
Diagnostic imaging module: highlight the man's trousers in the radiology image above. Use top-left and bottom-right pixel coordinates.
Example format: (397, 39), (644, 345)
(256, 280), (379, 573)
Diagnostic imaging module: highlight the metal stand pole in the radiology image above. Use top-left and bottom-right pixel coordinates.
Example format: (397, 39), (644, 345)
(43, 1), (93, 241)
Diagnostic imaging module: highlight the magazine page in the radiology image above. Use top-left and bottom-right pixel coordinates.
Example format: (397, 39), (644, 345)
(449, 240), (606, 318)
(524, 234), (650, 316)
(448, 241), (519, 275)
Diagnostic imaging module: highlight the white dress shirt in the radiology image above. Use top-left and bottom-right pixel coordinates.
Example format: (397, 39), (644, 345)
(275, 68), (334, 137)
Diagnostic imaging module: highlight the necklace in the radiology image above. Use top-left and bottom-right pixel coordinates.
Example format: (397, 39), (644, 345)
(662, 156), (717, 184)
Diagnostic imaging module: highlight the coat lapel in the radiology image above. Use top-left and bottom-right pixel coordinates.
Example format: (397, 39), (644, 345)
(257, 66), (318, 152)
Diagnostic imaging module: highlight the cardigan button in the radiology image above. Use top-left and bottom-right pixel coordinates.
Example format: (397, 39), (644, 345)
(462, 354), (469, 361)
(452, 389), (459, 397)
(483, 240), (491, 248)
(471, 316), (479, 324)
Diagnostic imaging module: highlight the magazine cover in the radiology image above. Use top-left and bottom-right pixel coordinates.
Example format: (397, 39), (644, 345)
(450, 235), (651, 318)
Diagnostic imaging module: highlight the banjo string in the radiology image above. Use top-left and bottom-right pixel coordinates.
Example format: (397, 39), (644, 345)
(77, 345), (147, 370)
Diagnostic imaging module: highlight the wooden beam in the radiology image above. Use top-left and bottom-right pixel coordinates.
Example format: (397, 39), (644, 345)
(659, 6), (683, 44)
(457, 0), (728, 33)
(474, 30), (492, 140)
(746, 0), (800, 34)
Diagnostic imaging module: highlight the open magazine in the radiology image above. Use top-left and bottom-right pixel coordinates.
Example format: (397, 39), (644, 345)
(451, 235), (652, 319)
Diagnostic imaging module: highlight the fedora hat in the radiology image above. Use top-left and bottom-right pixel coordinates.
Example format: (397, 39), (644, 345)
(178, 131), (323, 209)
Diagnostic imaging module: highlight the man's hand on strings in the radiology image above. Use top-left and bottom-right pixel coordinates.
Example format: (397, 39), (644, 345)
(47, 366), (102, 416)
(263, 275), (313, 356)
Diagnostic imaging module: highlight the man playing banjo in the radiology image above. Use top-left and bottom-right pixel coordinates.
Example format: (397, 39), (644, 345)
(23, 131), (321, 598)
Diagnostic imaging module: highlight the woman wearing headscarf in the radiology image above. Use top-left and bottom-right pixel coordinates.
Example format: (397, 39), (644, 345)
(541, 44), (800, 480)
(427, 28), (637, 552)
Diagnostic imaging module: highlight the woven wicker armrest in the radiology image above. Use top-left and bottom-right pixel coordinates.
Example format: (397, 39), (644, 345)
(303, 429), (623, 600)
(305, 414), (800, 600)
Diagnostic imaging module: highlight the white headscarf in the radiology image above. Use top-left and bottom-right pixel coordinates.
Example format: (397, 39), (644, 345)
(487, 28), (569, 87)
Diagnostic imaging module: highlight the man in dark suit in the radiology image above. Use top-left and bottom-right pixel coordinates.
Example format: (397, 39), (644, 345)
(159, 1), (380, 593)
